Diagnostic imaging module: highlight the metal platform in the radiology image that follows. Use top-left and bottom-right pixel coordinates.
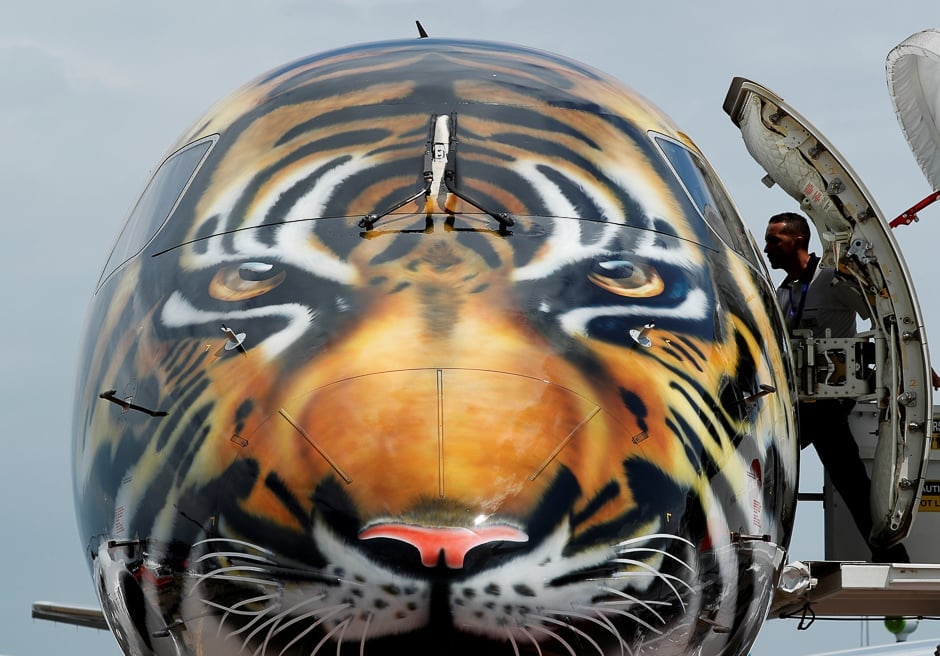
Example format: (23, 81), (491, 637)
(771, 561), (940, 619)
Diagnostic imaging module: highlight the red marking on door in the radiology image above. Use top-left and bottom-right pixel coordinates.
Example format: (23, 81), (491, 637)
(748, 459), (762, 485)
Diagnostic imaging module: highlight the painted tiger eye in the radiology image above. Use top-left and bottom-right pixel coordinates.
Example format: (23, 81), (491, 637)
(587, 259), (664, 298)
(209, 262), (286, 300)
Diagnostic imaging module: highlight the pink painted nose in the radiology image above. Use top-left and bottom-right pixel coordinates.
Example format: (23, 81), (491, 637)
(359, 524), (529, 568)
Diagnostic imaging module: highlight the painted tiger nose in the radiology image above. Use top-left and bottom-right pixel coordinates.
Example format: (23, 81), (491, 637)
(359, 524), (528, 568)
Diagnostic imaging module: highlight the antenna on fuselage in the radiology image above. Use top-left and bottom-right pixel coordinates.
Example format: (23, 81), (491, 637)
(416, 20), (429, 38)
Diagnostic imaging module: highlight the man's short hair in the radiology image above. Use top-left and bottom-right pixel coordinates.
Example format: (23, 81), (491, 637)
(769, 212), (811, 245)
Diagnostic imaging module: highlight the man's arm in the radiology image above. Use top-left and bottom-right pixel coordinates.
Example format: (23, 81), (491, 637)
(830, 271), (871, 320)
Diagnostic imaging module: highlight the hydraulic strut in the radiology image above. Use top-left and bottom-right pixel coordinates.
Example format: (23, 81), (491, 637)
(889, 190), (940, 228)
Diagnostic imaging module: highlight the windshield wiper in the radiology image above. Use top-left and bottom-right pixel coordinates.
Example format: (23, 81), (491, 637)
(358, 113), (513, 234)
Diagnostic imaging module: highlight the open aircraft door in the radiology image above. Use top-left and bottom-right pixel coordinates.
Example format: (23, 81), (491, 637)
(723, 78), (932, 548)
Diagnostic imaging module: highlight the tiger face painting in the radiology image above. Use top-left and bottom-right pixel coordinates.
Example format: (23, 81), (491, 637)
(73, 39), (797, 656)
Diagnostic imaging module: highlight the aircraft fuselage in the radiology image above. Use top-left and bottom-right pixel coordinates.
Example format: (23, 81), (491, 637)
(73, 39), (798, 656)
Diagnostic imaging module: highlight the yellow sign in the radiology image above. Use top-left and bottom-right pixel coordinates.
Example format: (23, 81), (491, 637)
(920, 481), (940, 512)
(920, 497), (940, 512)
(932, 419), (940, 449)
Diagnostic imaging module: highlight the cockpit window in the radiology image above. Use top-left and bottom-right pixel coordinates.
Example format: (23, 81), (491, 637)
(98, 135), (216, 288)
(652, 134), (763, 266)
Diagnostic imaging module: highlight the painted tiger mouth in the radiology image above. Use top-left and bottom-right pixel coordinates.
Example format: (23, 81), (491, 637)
(183, 521), (699, 654)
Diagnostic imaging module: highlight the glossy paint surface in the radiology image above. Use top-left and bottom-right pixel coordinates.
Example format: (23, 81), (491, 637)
(73, 39), (797, 655)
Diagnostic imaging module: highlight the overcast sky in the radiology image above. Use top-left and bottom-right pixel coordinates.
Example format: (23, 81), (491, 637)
(2, 2), (939, 655)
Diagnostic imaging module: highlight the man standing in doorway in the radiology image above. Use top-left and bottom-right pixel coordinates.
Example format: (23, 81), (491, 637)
(764, 211), (909, 563)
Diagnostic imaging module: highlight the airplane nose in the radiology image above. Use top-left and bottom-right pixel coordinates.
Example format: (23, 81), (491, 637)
(261, 366), (616, 552)
(359, 523), (528, 568)
(274, 367), (606, 497)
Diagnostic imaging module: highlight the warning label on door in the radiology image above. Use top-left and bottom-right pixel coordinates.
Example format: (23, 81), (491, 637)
(920, 481), (940, 512)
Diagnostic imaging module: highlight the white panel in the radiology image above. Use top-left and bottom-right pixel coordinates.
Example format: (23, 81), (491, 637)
(887, 29), (940, 191)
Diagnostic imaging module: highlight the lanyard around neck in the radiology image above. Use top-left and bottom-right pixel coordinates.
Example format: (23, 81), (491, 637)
(786, 254), (819, 330)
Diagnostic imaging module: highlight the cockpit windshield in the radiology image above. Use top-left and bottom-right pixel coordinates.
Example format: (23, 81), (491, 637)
(98, 136), (215, 288)
(653, 134), (763, 267)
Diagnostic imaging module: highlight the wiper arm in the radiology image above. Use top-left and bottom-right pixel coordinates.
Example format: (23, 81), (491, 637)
(442, 113), (514, 232)
(358, 113), (513, 234)
(358, 116), (436, 230)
